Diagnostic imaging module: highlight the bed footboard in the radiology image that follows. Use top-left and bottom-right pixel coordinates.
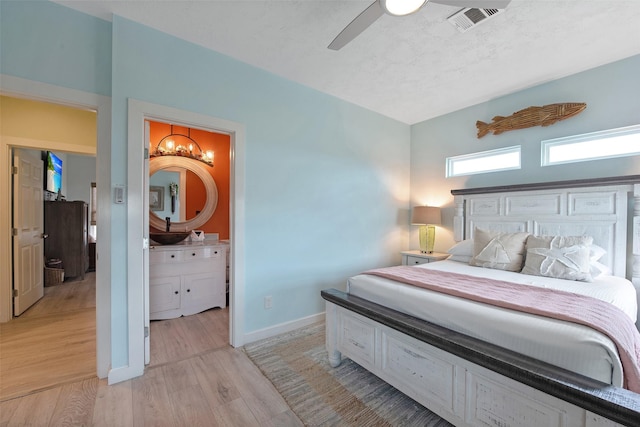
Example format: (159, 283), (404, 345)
(322, 288), (640, 427)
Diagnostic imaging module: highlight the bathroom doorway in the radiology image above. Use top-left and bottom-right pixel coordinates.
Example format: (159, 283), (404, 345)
(126, 99), (246, 371)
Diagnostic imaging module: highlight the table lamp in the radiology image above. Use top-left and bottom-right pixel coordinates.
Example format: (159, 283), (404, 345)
(411, 206), (441, 253)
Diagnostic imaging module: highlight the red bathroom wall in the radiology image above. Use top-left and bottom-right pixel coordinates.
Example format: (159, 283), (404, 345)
(149, 121), (230, 239)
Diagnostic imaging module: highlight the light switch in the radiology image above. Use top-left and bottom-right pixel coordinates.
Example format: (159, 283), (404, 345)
(114, 185), (125, 204)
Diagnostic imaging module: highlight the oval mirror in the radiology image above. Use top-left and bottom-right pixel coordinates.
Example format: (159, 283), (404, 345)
(149, 156), (218, 232)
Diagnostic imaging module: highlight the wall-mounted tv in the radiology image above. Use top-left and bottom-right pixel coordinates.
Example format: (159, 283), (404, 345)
(46, 151), (63, 193)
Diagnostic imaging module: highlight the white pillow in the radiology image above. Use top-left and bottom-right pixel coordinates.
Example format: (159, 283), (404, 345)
(588, 244), (610, 278)
(590, 260), (612, 278)
(590, 244), (606, 261)
(447, 239), (473, 263)
(469, 229), (530, 272)
(521, 235), (593, 282)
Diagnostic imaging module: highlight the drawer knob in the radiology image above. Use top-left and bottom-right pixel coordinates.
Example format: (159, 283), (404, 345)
(171, 255), (175, 258)
(186, 289), (191, 293)
(174, 291), (179, 295)
(192, 253), (196, 256)
(214, 251), (218, 254)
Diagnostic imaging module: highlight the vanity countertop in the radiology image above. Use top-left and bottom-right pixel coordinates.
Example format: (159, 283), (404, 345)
(150, 240), (229, 250)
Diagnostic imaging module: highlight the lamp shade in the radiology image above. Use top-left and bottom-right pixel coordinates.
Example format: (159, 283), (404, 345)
(411, 206), (441, 225)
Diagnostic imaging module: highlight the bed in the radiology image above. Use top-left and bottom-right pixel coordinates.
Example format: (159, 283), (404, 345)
(322, 176), (640, 427)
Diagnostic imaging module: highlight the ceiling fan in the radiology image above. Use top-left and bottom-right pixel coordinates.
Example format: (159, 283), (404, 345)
(328, 0), (512, 50)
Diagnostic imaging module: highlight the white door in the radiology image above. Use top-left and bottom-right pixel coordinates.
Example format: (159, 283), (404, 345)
(13, 148), (45, 315)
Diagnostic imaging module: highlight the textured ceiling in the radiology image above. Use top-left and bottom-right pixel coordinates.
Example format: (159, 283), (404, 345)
(53, 0), (640, 124)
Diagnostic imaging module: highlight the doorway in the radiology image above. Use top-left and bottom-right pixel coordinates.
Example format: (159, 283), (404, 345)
(127, 99), (246, 377)
(0, 96), (100, 400)
(146, 119), (231, 363)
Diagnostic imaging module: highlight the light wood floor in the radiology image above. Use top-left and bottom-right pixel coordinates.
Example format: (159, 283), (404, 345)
(0, 273), (97, 401)
(1, 275), (302, 426)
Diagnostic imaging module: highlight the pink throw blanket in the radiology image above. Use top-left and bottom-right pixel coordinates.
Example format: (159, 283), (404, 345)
(365, 266), (640, 392)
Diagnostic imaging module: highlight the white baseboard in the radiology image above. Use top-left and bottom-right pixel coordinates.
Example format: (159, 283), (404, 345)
(242, 311), (325, 345)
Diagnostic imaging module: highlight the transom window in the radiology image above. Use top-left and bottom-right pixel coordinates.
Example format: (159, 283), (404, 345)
(446, 146), (521, 177)
(542, 124), (640, 166)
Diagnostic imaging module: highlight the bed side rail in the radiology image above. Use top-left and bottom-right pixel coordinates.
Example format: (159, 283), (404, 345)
(321, 288), (640, 427)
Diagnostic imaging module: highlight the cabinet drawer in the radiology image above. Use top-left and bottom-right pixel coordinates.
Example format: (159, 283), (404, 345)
(467, 372), (566, 427)
(338, 314), (376, 368)
(381, 332), (455, 411)
(181, 246), (225, 261)
(406, 256), (430, 265)
(149, 249), (183, 264)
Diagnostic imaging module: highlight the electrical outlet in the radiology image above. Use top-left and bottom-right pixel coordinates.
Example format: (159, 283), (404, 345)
(264, 295), (273, 309)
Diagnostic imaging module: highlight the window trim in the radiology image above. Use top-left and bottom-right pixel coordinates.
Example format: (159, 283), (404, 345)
(446, 146), (521, 178)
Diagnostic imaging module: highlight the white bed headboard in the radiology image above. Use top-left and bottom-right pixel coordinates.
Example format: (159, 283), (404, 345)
(451, 177), (640, 288)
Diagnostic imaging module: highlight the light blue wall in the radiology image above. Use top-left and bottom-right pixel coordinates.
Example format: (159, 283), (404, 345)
(0, 1), (112, 96)
(410, 55), (640, 252)
(66, 154), (97, 204)
(2, 2), (410, 369)
(110, 16), (410, 338)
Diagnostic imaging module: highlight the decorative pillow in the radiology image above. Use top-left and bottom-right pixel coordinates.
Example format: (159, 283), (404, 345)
(588, 244), (610, 278)
(590, 244), (606, 262)
(590, 260), (612, 279)
(521, 235), (593, 282)
(447, 239), (473, 263)
(469, 229), (530, 272)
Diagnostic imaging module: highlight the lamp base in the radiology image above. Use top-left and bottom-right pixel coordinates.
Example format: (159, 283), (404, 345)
(419, 225), (436, 253)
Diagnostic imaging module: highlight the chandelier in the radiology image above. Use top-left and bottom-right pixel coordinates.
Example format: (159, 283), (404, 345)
(150, 125), (214, 167)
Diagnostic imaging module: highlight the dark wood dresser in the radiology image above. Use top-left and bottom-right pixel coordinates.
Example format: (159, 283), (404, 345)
(44, 201), (89, 280)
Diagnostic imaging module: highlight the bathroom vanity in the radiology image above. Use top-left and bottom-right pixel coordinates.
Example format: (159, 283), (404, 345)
(149, 241), (227, 320)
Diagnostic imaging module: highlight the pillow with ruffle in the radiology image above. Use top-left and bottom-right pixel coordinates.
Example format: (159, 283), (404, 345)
(521, 235), (593, 282)
(590, 260), (612, 278)
(469, 229), (530, 272)
(588, 244), (611, 278)
(447, 239), (473, 263)
(590, 244), (606, 262)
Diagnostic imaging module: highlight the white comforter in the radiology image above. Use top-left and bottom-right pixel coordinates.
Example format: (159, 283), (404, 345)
(347, 260), (638, 386)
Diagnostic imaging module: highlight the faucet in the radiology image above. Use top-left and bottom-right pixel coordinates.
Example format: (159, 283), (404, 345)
(165, 217), (171, 232)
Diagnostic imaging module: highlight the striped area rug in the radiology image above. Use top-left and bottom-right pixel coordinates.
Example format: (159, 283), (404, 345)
(243, 322), (453, 426)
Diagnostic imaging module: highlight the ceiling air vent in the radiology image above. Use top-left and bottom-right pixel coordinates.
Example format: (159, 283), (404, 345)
(447, 8), (504, 33)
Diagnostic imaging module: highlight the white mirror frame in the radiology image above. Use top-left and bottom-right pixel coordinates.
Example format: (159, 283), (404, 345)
(149, 156), (218, 232)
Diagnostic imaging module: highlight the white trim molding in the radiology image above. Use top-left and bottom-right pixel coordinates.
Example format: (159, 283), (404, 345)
(125, 99), (246, 383)
(243, 312), (326, 345)
(0, 74), (112, 379)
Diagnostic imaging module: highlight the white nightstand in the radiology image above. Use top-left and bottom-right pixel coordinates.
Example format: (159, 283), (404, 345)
(401, 250), (449, 266)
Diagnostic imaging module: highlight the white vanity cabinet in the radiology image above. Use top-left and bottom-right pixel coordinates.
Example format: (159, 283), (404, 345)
(149, 242), (227, 320)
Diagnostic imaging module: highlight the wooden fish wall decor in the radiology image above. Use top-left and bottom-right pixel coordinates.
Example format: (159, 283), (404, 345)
(476, 102), (587, 138)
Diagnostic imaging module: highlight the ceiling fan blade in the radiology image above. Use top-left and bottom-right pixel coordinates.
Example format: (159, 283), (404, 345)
(430, 0), (511, 8)
(328, 1), (384, 50)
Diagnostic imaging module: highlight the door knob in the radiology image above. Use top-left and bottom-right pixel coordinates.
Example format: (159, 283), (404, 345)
(41, 233), (49, 239)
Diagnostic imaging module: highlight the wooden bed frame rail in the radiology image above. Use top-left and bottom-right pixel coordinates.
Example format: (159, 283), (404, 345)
(322, 289), (640, 427)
